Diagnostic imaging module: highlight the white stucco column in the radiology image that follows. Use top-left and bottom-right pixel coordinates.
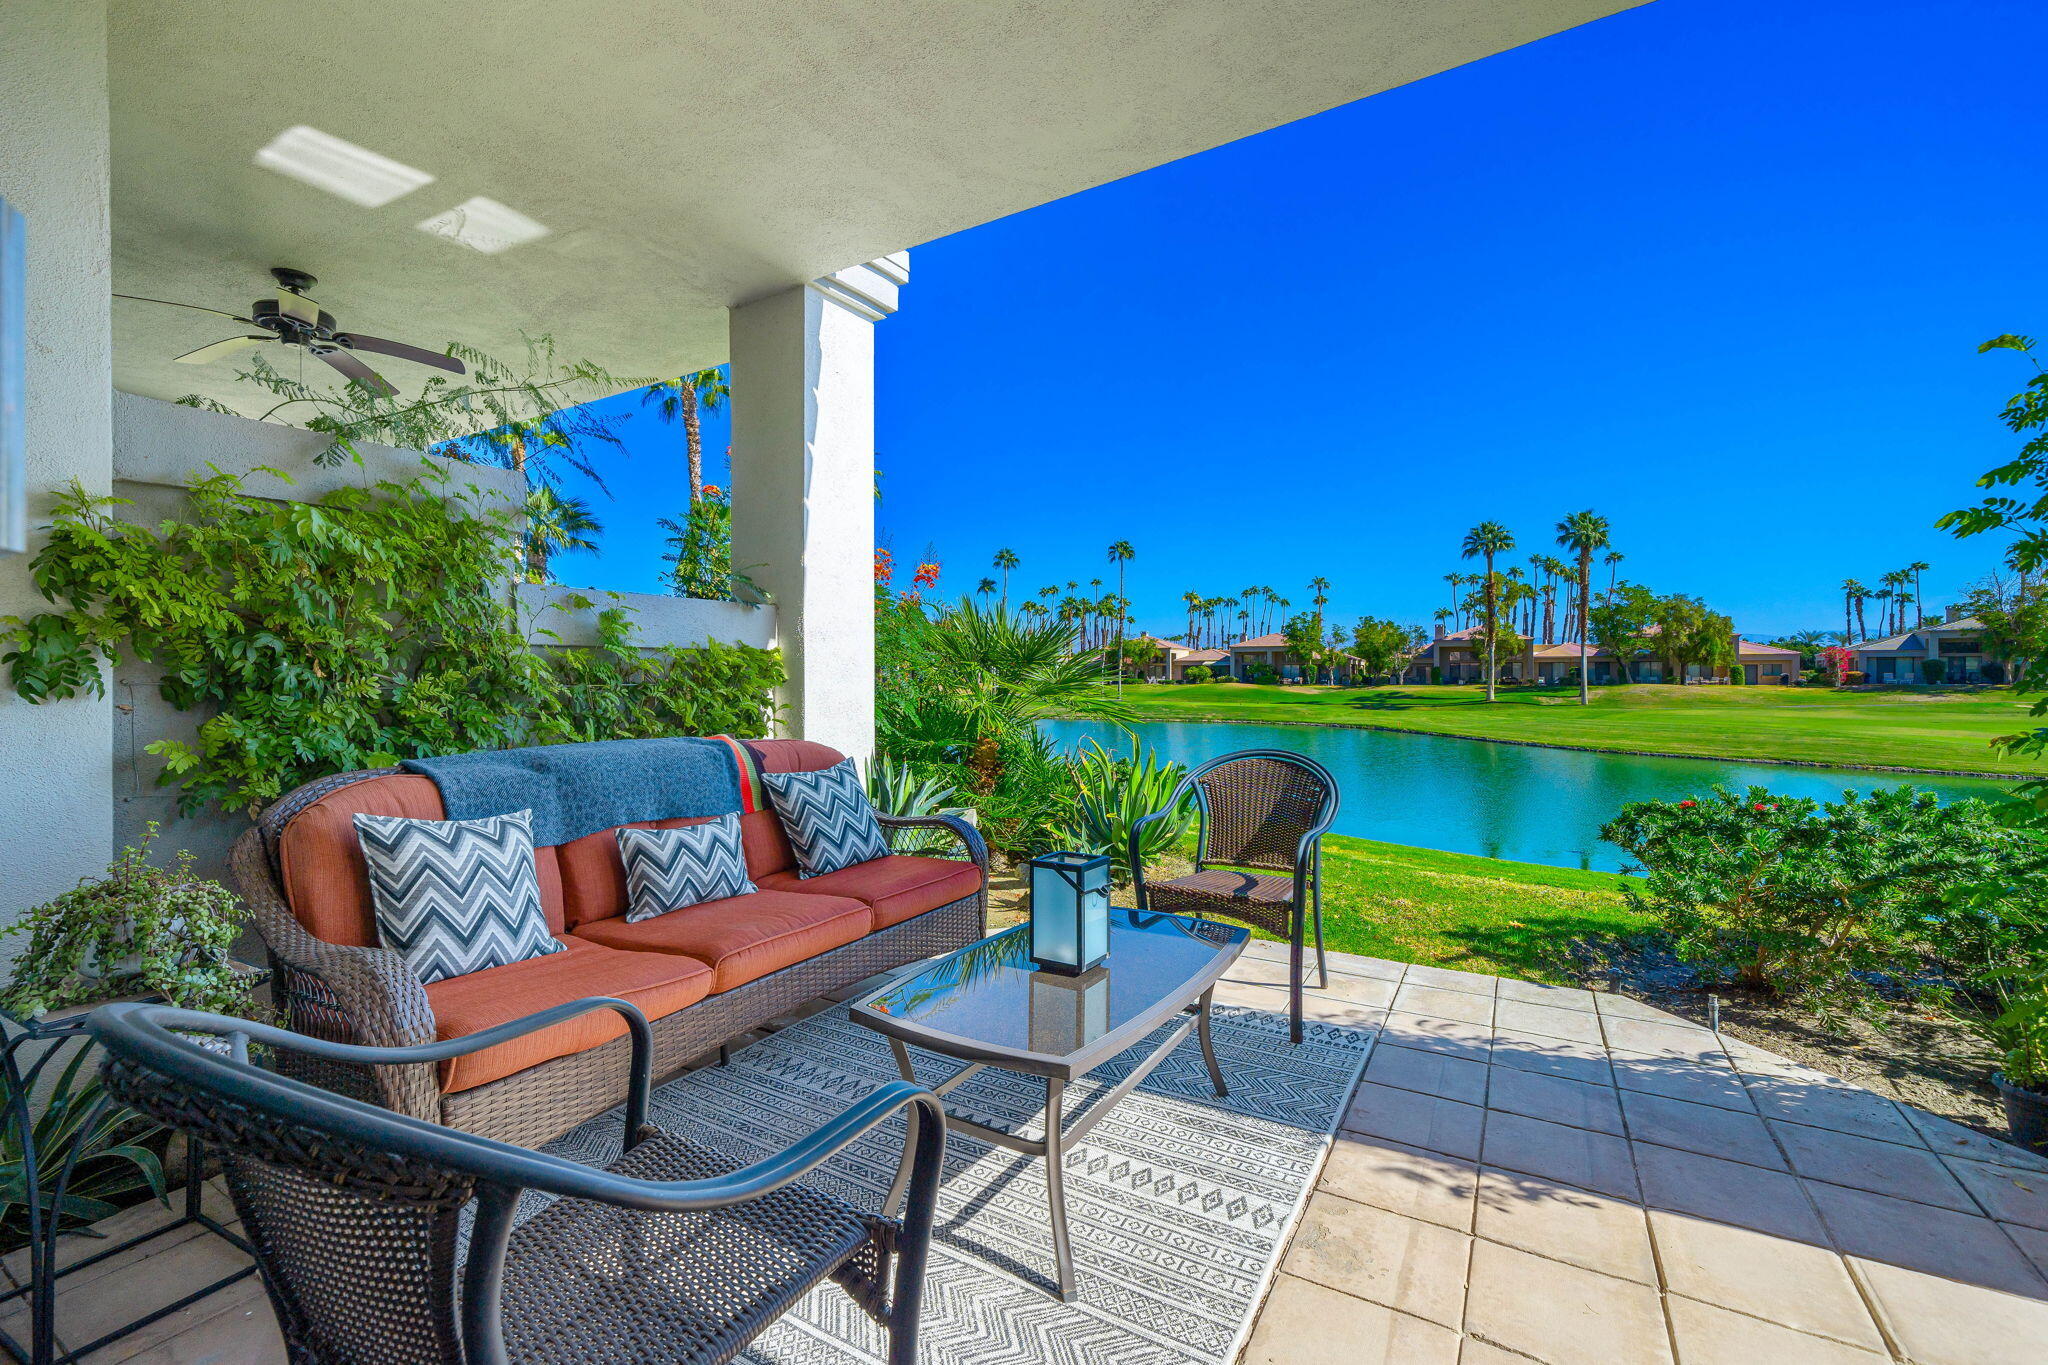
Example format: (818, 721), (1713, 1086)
(0, 0), (113, 922)
(729, 255), (906, 764)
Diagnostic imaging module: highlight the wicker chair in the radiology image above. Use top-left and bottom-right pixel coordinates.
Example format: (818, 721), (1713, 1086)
(88, 997), (945, 1365)
(1129, 750), (1340, 1043)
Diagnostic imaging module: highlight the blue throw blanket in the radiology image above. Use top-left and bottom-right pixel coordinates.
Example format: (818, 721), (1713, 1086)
(402, 738), (741, 846)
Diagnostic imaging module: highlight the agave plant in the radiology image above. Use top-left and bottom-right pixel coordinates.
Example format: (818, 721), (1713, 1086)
(866, 755), (963, 855)
(0, 1046), (166, 1246)
(1058, 740), (1195, 885)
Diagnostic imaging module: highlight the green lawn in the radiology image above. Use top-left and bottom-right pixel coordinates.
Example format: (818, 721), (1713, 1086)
(1277, 835), (1649, 984)
(1111, 681), (2036, 775)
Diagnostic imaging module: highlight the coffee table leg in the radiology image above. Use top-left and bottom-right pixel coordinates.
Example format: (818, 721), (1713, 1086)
(883, 1038), (919, 1218)
(1044, 1076), (1077, 1302)
(1198, 986), (1228, 1097)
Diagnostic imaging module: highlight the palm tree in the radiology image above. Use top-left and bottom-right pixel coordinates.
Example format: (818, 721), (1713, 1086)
(1841, 578), (1864, 647)
(1107, 541), (1136, 691)
(1908, 560), (1931, 627)
(975, 576), (997, 599)
(1444, 573), (1463, 627)
(1604, 550), (1624, 594)
(1182, 590), (1201, 646)
(641, 367), (730, 503)
(1555, 509), (1611, 705)
(1461, 523), (1516, 701)
(1506, 565), (1529, 637)
(992, 548), (1020, 608)
(521, 486), (603, 584)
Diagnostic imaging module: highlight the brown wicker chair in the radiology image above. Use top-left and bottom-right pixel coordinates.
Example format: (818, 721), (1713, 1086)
(1129, 750), (1340, 1043)
(89, 996), (946, 1365)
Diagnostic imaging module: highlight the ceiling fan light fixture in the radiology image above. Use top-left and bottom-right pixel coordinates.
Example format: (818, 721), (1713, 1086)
(254, 126), (435, 209)
(415, 196), (550, 254)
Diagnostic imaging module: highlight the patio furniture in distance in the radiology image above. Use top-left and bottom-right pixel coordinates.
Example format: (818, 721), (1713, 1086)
(851, 908), (1248, 1302)
(238, 737), (987, 1149)
(87, 995), (947, 1365)
(1130, 750), (1340, 1043)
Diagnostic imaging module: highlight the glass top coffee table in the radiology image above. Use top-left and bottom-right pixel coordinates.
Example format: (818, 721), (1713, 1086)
(851, 908), (1248, 1301)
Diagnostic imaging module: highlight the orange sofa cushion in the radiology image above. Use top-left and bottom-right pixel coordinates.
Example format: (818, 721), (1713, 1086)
(276, 773), (567, 946)
(760, 855), (982, 929)
(422, 937), (713, 1093)
(571, 890), (870, 994)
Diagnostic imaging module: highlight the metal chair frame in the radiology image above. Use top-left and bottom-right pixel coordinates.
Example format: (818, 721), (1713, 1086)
(1129, 749), (1341, 1043)
(86, 998), (946, 1365)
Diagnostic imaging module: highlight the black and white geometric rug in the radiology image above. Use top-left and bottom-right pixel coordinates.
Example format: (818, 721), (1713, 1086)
(542, 1000), (1374, 1364)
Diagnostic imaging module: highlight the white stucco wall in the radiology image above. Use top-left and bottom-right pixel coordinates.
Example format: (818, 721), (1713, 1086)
(0, 0), (114, 924)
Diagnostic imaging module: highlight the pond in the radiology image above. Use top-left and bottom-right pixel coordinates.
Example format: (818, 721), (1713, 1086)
(1040, 719), (2014, 873)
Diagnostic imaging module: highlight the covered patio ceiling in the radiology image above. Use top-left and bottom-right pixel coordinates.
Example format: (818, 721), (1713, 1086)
(110, 0), (1643, 414)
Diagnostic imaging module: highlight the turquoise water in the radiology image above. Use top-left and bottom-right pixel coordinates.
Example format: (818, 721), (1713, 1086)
(1041, 719), (2014, 873)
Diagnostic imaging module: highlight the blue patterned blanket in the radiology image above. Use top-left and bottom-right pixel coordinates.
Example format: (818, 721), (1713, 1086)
(402, 738), (740, 845)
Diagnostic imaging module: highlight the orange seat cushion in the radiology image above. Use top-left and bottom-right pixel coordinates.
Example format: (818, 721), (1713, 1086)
(571, 890), (871, 993)
(760, 855), (981, 929)
(422, 937), (713, 1093)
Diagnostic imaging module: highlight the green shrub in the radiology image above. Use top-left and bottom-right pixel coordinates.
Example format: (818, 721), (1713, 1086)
(1430, 665), (1442, 684)
(1728, 663), (1746, 686)
(1600, 785), (2032, 1010)
(1921, 658), (1946, 684)
(1055, 740), (1194, 884)
(1185, 664), (1212, 684)
(1985, 962), (2048, 1090)
(2, 472), (781, 816)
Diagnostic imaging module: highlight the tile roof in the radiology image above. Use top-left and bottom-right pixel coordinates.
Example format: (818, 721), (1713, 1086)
(1229, 634), (1287, 650)
(1736, 639), (1801, 657)
(1178, 648), (1228, 662)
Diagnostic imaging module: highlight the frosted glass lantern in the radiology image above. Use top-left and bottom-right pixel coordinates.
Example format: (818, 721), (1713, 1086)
(1028, 850), (1111, 975)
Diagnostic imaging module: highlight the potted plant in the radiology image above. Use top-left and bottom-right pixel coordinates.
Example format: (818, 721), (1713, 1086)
(1986, 962), (2048, 1155)
(0, 823), (255, 1019)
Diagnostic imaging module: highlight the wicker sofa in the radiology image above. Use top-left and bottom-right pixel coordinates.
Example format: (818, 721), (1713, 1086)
(234, 738), (987, 1148)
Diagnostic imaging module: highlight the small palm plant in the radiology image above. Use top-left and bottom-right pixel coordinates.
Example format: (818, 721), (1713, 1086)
(1058, 740), (1195, 885)
(0, 1047), (166, 1246)
(866, 756), (962, 856)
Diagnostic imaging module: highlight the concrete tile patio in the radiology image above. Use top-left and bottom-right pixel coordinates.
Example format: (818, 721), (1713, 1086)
(38, 937), (2048, 1363)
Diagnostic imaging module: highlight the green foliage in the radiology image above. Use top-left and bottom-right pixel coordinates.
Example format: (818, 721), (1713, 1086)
(1351, 617), (1420, 684)
(1601, 785), (2037, 1012)
(865, 754), (962, 856)
(0, 825), (252, 1017)
(1653, 593), (1735, 681)
(1186, 664), (1213, 683)
(1280, 612), (1331, 684)
(1986, 963), (2048, 1090)
(659, 487), (764, 603)
(1589, 581), (1659, 682)
(1, 468), (781, 816)
(0, 1048), (166, 1247)
(1729, 660), (1747, 685)
(1055, 740), (1194, 884)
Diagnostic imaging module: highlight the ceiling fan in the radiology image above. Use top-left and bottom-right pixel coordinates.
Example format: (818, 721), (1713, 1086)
(116, 267), (465, 397)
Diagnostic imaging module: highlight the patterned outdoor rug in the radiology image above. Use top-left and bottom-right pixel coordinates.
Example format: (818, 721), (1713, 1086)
(540, 999), (1373, 1365)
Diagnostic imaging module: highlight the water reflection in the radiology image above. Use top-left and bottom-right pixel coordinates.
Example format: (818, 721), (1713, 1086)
(1042, 720), (2012, 873)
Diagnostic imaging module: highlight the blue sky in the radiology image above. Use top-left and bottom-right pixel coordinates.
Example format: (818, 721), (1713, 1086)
(550, 0), (2042, 642)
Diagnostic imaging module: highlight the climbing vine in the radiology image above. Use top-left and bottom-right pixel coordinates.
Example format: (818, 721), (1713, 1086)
(2, 464), (782, 816)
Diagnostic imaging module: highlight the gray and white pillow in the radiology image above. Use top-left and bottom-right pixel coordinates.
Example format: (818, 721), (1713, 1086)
(616, 815), (758, 921)
(760, 759), (890, 878)
(352, 808), (563, 985)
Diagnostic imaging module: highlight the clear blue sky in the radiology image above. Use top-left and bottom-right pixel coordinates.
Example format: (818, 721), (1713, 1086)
(550, 0), (2042, 642)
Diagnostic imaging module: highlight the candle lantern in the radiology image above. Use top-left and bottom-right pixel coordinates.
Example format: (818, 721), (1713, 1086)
(1028, 850), (1111, 975)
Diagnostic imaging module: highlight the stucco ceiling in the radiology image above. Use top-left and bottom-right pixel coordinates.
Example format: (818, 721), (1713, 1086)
(110, 0), (1643, 414)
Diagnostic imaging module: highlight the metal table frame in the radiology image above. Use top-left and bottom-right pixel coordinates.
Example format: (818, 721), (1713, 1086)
(0, 998), (257, 1365)
(854, 911), (1245, 1302)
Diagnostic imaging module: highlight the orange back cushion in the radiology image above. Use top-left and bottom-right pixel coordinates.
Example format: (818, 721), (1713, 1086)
(272, 739), (848, 944)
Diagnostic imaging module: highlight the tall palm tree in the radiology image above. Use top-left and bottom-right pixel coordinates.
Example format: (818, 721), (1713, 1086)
(1444, 572), (1462, 626)
(1604, 550), (1624, 594)
(641, 367), (730, 503)
(975, 576), (997, 599)
(992, 548), (1020, 608)
(1908, 560), (1931, 627)
(1182, 590), (1202, 646)
(1307, 577), (1331, 682)
(1555, 509), (1611, 705)
(1107, 541), (1136, 691)
(1841, 578), (1864, 647)
(521, 486), (603, 584)
(1506, 565), (1529, 637)
(1461, 523), (1516, 701)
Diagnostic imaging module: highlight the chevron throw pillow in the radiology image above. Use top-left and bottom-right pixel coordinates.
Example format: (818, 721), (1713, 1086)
(761, 759), (890, 878)
(353, 808), (564, 985)
(616, 815), (758, 922)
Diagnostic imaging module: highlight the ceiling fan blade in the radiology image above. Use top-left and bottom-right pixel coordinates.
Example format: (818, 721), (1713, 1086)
(274, 291), (320, 325)
(335, 333), (466, 374)
(115, 293), (258, 325)
(312, 346), (397, 397)
(172, 335), (273, 365)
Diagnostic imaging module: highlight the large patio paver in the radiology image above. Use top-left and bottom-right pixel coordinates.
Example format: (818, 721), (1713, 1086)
(1379, 1011), (1493, 1061)
(1341, 1081), (1484, 1160)
(1942, 1154), (2048, 1229)
(1320, 1133), (1481, 1231)
(1463, 1240), (1673, 1365)
(1286, 1192), (1471, 1328)
(1363, 1042), (1489, 1102)
(1620, 1089), (1785, 1169)
(1806, 1181), (2047, 1297)
(1487, 1027), (1612, 1086)
(1392, 984), (1496, 1026)
(1852, 1257), (2048, 1365)
(1240, 1274), (1461, 1365)
(1610, 1050), (1757, 1111)
(1665, 1296), (1887, 1365)
(1632, 1141), (1830, 1243)
(1474, 1168), (1657, 1283)
(1493, 998), (1604, 1046)
(1774, 1122), (1977, 1211)
(1648, 1210), (1887, 1350)
(1478, 1110), (1640, 1201)
(1485, 1064), (1625, 1136)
